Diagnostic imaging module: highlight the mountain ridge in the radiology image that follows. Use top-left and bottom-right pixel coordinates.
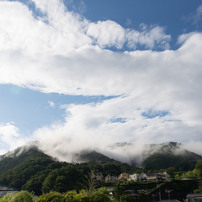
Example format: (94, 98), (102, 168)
(1, 141), (201, 170)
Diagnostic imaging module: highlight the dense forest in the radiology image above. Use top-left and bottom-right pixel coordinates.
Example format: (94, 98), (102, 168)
(0, 143), (202, 201)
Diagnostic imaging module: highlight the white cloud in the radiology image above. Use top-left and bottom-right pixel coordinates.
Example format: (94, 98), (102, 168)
(34, 96), (202, 162)
(48, 101), (55, 108)
(193, 5), (202, 24)
(87, 20), (126, 49)
(0, 123), (30, 154)
(0, 0), (170, 56)
(126, 24), (171, 50)
(87, 21), (170, 50)
(0, 0), (201, 159)
(184, 141), (202, 156)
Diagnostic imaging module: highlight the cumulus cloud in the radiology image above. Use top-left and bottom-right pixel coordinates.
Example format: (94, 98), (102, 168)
(0, 0), (170, 56)
(0, 0), (202, 160)
(34, 95), (202, 162)
(0, 123), (30, 154)
(126, 24), (171, 50)
(87, 21), (171, 50)
(48, 101), (55, 108)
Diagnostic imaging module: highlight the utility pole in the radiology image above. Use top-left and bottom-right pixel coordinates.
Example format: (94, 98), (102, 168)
(159, 188), (161, 201)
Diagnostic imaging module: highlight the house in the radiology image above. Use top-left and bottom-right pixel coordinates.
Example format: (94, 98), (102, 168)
(146, 173), (158, 182)
(146, 172), (170, 182)
(105, 174), (117, 183)
(128, 172), (170, 182)
(186, 193), (202, 202)
(118, 173), (130, 181)
(157, 172), (170, 182)
(138, 173), (147, 181)
(92, 173), (104, 181)
(128, 173), (139, 181)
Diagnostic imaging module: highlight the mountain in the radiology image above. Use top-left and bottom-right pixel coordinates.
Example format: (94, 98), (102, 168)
(74, 150), (118, 164)
(106, 141), (202, 171)
(0, 141), (201, 194)
(0, 144), (66, 193)
(0, 144), (134, 194)
(142, 142), (202, 170)
(0, 144), (54, 174)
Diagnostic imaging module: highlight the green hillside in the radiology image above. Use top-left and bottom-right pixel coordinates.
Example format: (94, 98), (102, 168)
(142, 142), (202, 171)
(0, 142), (201, 195)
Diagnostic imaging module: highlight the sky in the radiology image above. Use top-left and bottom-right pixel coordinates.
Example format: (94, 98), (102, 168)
(0, 0), (202, 160)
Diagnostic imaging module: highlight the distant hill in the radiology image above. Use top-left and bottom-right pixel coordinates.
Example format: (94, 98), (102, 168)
(106, 142), (202, 171)
(0, 144), (134, 194)
(0, 144), (55, 174)
(74, 150), (117, 164)
(142, 142), (202, 171)
(0, 144), (66, 193)
(0, 141), (201, 194)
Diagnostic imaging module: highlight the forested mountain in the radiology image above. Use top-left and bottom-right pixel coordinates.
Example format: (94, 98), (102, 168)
(0, 142), (201, 195)
(0, 145), (137, 194)
(142, 142), (202, 170)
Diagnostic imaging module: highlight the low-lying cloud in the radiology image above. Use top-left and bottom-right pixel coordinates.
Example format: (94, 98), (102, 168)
(0, 0), (202, 160)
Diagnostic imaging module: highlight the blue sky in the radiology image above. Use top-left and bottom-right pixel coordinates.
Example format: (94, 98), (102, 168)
(0, 0), (202, 159)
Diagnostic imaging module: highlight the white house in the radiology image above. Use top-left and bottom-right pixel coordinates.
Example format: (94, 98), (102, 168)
(128, 174), (139, 181)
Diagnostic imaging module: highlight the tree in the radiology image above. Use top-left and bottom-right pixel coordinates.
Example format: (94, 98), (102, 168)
(0, 191), (35, 202)
(195, 160), (202, 178)
(42, 165), (86, 193)
(35, 191), (66, 202)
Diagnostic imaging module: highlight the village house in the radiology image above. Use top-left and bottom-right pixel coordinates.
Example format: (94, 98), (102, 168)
(138, 173), (148, 181)
(127, 172), (170, 182)
(105, 174), (118, 183)
(118, 173), (130, 181)
(157, 172), (170, 182)
(146, 173), (158, 182)
(92, 172), (104, 181)
(128, 173), (139, 181)
(186, 193), (202, 202)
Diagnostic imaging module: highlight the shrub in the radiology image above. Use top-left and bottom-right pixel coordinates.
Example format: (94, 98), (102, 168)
(0, 190), (35, 202)
(35, 191), (66, 202)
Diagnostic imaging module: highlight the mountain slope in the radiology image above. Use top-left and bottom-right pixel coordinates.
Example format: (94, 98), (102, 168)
(142, 142), (202, 171)
(0, 144), (55, 174)
(75, 150), (118, 164)
(0, 145), (64, 191)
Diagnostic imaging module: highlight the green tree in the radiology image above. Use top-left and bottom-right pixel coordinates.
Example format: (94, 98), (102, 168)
(42, 165), (86, 193)
(0, 191), (35, 202)
(195, 160), (202, 178)
(36, 191), (66, 202)
(91, 187), (111, 202)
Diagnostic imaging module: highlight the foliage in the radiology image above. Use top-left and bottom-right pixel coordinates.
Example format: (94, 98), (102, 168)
(42, 165), (87, 193)
(22, 169), (51, 195)
(0, 190), (36, 202)
(35, 191), (66, 202)
(0, 144), (202, 197)
(64, 190), (77, 201)
(1, 188), (111, 202)
(91, 187), (111, 202)
(195, 160), (202, 178)
(143, 152), (201, 171)
(0, 147), (57, 190)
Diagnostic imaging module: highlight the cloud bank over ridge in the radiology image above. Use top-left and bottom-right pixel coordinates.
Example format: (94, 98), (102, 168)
(0, 0), (202, 160)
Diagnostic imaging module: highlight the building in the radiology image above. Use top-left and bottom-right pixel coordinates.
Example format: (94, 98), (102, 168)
(186, 193), (202, 202)
(118, 173), (130, 181)
(92, 173), (104, 181)
(129, 173), (139, 181)
(105, 174), (117, 183)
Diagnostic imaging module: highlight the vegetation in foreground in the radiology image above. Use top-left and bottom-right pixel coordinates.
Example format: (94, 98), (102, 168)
(0, 188), (111, 202)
